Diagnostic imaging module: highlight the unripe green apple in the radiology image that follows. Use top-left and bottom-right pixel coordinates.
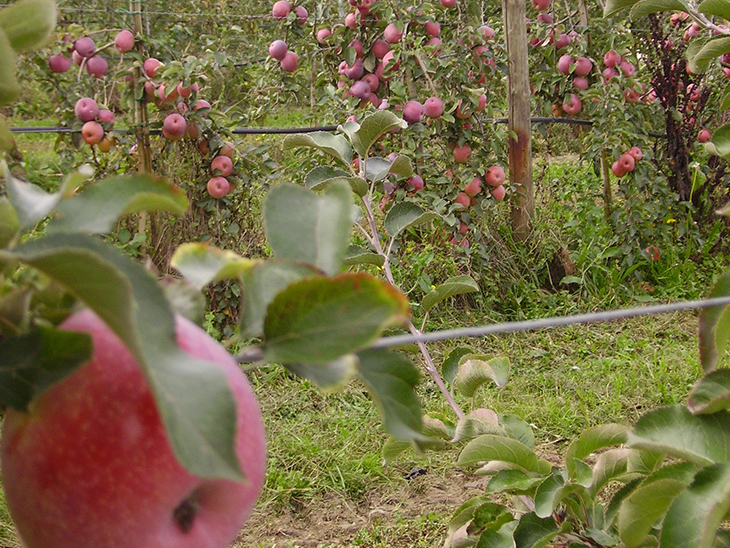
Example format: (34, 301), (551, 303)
(1, 309), (266, 548)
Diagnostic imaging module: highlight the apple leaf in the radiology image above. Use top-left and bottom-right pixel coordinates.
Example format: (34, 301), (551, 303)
(500, 414), (535, 449)
(384, 201), (440, 239)
(488, 469), (545, 495)
(689, 369), (730, 415)
(390, 155), (414, 178)
(240, 260), (321, 338)
(459, 434), (540, 473)
(628, 405), (730, 465)
(421, 275), (480, 315)
(590, 448), (632, 495)
(351, 110), (406, 158)
(357, 348), (425, 441)
(533, 473), (565, 518)
(2, 233), (244, 481)
(0, 115), (14, 151)
(710, 123), (730, 160)
(286, 354), (359, 393)
(343, 244), (385, 267)
(690, 37), (730, 73)
(603, 0), (640, 17)
(475, 520), (518, 548)
(338, 119), (360, 141)
(629, 0), (690, 19)
(0, 197), (19, 248)
(454, 355), (510, 397)
(0, 287), (31, 336)
(170, 243), (258, 290)
(660, 463), (730, 548)
(263, 273), (409, 364)
(699, 270), (730, 372)
(0, 0), (55, 52)
(618, 462), (699, 548)
(283, 131), (352, 166)
(513, 512), (570, 548)
(443, 346), (473, 384)
(566, 424), (629, 479)
(47, 175), (189, 235)
(0, 327), (92, 411)
(699, 0), (730, 20)
(0, 30), (19, 105)
(467, 502), (514, 536)
(453, 409), (506, 443)
(363, 157), (393, 182)
(264, 181), (353, 276)
(304, 166), (367, 196)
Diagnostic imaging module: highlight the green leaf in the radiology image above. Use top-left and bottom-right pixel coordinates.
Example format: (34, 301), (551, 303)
(343, 244), (385, 267)
(351, 110), (407, 158)
(468, 502), (514, 536)
(422, 414), (452, 440)
(487, 469), (545, 495)
(421, 275), (479, 315)
(699, 0), (730, 20)
(0, 287), (30, 336)
(619, 462), (699, 548)
(690, 37), (730, 73)
(699, 271), (730, 372)
(534, 473), (564, 518)
(603, 0), (641, 17)
(240, 260), (321, 338)
(388, 155), (413, 178)
(447, 496), (494, 543)
(0, 115), (14, 151)
(660, 463), (730, 548)
(263, 273), (409, 365)
(513, 512), (569, 548)
(0, 0), (55, 52)
(499, 414), (535, 449)
(363, 157), (393, 182)
(476, 521), (518, 548)
(591, 448), (632, 496)
(454, 356), (510, 397)
(382, 437), (411, 463)
(48, 175), (189, 235)
(304, 166), (368, 197)
(283, 131), (352, 165)
(264, 181), (353, 276)
(443, 346), (472, 384)
(459, 434), (540, 473)
(628, 405), (730, 465)
(0, 327), (92, 411)
(720, 85), (730, 111)
(0, 30), (19, 105)
(384, 201), (440, 238)
(357, 348), (425, 441)
(629, 0), (690, 19)
(1, 234), (243, 481)
(286, 354), (359, 393)
(453, 408), (506, 443)
(689, 369), (730, 415)
(0, 197), (19, 248)
(170, 243), (257, 290)
(709, 124), (730, 160)
(566, 424), (629, 480)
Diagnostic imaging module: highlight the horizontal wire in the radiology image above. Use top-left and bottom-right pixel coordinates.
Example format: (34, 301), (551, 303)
(370, 296), (730, 348)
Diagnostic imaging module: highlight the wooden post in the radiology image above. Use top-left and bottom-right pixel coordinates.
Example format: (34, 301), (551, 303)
(503, 0), (533, 241)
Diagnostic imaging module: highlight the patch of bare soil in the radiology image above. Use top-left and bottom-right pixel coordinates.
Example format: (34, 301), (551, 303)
(236, 469), (489, 548)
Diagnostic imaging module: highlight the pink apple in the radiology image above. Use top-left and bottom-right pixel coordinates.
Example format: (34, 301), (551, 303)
(490, 184), (506, 201)
(272, 0), (291, 20)
(74, 36), (96, 58)
(557, 54), (574, 75)
(371, 39), (389, 59)
(211, 155), (233, 177)
(484, 165), (505, 187)
(531, 0), (550, 10)
(269, 40), (288, 60)
(349, 39), (364, 58)
(295, 5), (308, 25)
(562, 93), (582, 114)
(407, 175), (424, 191)
(573, 77), (589, 90)
(617, 153), (635, 173)
(453, 144), (472, 163)
(698, 129), (712, 143)
(464, 176), (482, 197)
(75, 97), (99, 122)
(81, 121), (104, 145)
(86, 56), (108, 78)
(423, 96), (444, 118)
(98, 109), (114, 124)
(316, 28), (332, 44)
(402, 100), (424, 124)
(193, 99), (211, 113)
(619, 60), (635, 77)
(280, 51), (299, 72)
(455, 192), (471, 207)
(574, 57), (592, 76)
(349, 80), (372, 101)
(114, 30), (135, 53)
(207, 176), (231, 198)
(603, 50), (622, 68)
(384, 23), (403, 43)
(343, 58), (364, 80)
(602, 67), (618, 81)
(49, 54), (71, 73)
(163, 113), (186, 140)
(628, 147), (643, 161)
(425, 21), (441, 37)
(345, 12), (357, 28)
(440, 0), (457, 7)
(144, 58), (162, 79)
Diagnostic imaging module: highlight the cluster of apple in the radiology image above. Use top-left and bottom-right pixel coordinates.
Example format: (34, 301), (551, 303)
(527, 0), (574, 50)
(453, 165), (507, 208)
(207, 148), (237, 199)
(268, 39), (299, 73)
(611, 146), (643, 177)
(271, 0), (308, 23)
(48, 30), (135, 78)
(74, 97), (115, 151)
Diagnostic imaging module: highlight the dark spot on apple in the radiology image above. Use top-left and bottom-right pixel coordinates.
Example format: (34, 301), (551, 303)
(173, 496), (198, 533)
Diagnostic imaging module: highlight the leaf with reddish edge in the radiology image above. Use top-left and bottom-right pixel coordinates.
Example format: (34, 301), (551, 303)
(453, 356), (510, 397)
(699, 270), (730, 372)
(689, 369), (730, 415)
(263, 273), (409, 365)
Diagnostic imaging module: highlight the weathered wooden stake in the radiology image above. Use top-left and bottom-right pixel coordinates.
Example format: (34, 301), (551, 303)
(502, 0), (534, 241)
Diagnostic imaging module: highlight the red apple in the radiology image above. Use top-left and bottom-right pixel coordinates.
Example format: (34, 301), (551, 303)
(453, 144), (472, 163)
(49, 54), (71, 73)
(74, 36), (96, 58)
(163, 113), (186, 140)
(617, 153), (635, 173)
(402, 100), (424, 124)
(81, 121), (104, 145)
(220, 142), (236, 159)
(114, 30), (135, 53)
(86, 56), (108, 78)
(423, 96), (444, 118)
(455, 192), (471, 207)
(484, 165), (505, 187)
(211, 155), (233, 177)
(628, 146), (643, 161)
(603, 50), (622, 68)
(371, 39), (389, 59)
(207, 176), (231, 198)
(272, 0), (291, 20)
(193, 99), (211, 114)
(144, 58), (163, 79)
(407, 175), (424, 191)
(490, 184), (506, 201)
(698, 129), (712, 143)
(280, 51), (299, 73)
(384, 23), (402, 43)
(316, 28), (332, 44)
(573, 56), (592, 76)
(573, 77), (589, 90)
(425, 21), (441, 37)
(557, 54), (574, 75)
(295, 5), (308, 25)
(440, 0), (457, 7)
(562, 93), (582, 115)
(464, 176), (482, 197)
(619, 60), (635, 77)
(362, 73), (379, 93)
(531, 0), (550, 10)
(75, 97), (99, 122)
(98, 109), (114, 124)
(269, 40), (288, 60)
(1, 309), (266, 548)
(349, 80), (372, 101)
(345, 12), (357, 29)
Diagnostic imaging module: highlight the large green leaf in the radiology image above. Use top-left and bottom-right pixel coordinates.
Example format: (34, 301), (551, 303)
(590, 448), (631, 496)
(513, 512), (570, 548)
(0, 0), (55, 52)
(689, 369), (730, 415)
(240, 260), (321, 338)
(500, 414), (535, 449)
(170, 243), (257, 290)
(283, 131), (352, 165)
(629, 0), (690, 19)
(699, 271), (730, 372)
(453, 408), (506, 443)
(487, 469), (545, 495)
(476, 521), (518, 548)
(421, 275), (479, 315)
(286, 354), (358, 392)
(0, 327), (92, 411)
(566, 424), (629, 480)
(459, 434), (540, 473)
(351, 110), (406, 158)
(363, 157), (393, 182)
(660, 463), (730, 548)
(48, 175), (189, 235)
(343, 244), (385, 267)
(384, 201), (440, 238)
(264, 181), (353, 276)
(619, 462), (699, 548)
(443, 346), (473, 384)
(263, 273), (409, 364)
(0, 197), (19, 248)
(690, 37), (730, 73)
(357, 348), (425, 440)
(304, 165), (367, 196)
(389, 155), (414, 178)
(709, 123), (730, 160)
(699, 0), (730, 20)
(454, 355), (510, 397)
(628, 405), (730, 465)
(0, 30), (19, 106)
(468, 502), (514, 536)
(603, 0), (640, 17)
(1, 234), (243, 481)
(534, 473), (589, 519)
